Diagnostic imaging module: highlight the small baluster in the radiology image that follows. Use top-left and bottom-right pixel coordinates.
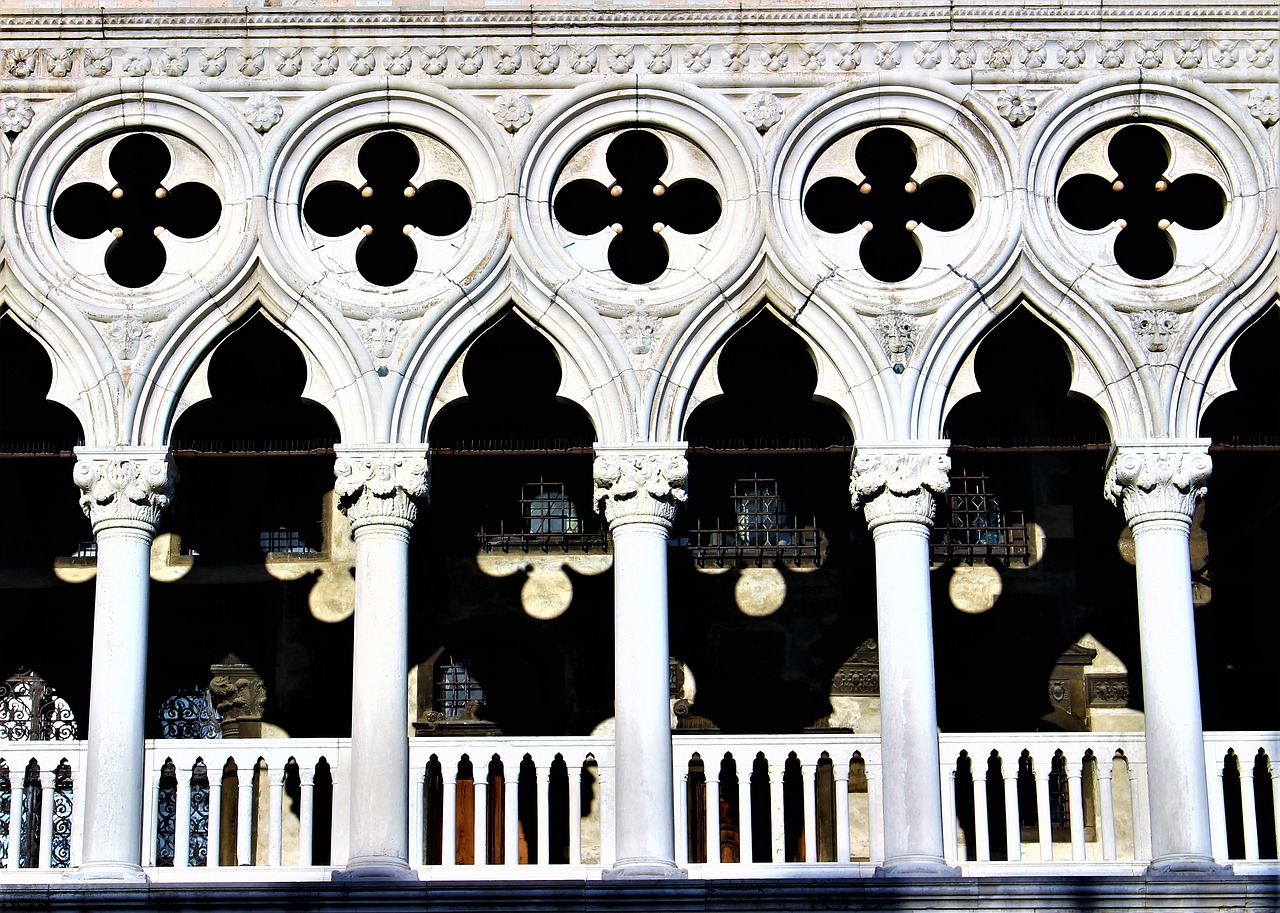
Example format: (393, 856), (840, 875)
(738, 763), (754, 864)
(800, 760), (817, 864)
(38, 771), (56, 869)
(705, 767), (721, 865)
(1241, 757), (1260, 860)
(535, 765), (550, 866)
(768, 762), (784, 863)
(298, 767), (315, 866)
(474, 778), (489, 866)
(1034, 760), (1052, 861)
(174, 767), (192, 868)
(973, 764), (990, 862)
(1066, 759), (1085, 861)
(1098, 761), (1116, 861)
(504, 763), (519, 865)
(206, 766), (223, 868)
(236, 764), (253, 866)
(268, 767), (285, 867)
(1002, 767), (1022, 862)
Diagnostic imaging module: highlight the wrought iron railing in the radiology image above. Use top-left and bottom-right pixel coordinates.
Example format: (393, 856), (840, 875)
(687, 523), (823, 568)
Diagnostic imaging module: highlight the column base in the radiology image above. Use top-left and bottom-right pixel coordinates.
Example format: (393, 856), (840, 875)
(66, 861), (149, 882)
(874, 855), (961, 878)
(333, 856), (420, 881)
(1147, 855), (1233, 877)
(602, 857), (688, 879)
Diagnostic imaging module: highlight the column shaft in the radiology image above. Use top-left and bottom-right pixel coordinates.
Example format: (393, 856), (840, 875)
(610, 521), (678, 873)
(79, 526), (153, 878)
(346, 525), (412, 874)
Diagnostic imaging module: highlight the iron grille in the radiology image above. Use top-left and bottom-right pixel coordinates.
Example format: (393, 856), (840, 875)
(931, 471), (1029, 563)
(477, 479), (608, 553)
(0, 670), (77, 742)
(436, 658), (486, 719)
(689, 477), (823, 567)
(258, 525), (321, 555)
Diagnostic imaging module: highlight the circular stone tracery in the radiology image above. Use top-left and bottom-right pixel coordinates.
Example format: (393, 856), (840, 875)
(1057, 123), (1226, 281)
(298, 128), (476, 290)
(302, 131), (472, 288)
(552, 130), (721, 285)
(50, 132), (223, 289)
(804, 127), (974, 282)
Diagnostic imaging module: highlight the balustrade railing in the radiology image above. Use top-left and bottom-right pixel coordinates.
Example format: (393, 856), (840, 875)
(0, 732), (1275, 879)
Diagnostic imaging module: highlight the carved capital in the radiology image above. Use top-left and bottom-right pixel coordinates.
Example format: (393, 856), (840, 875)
(593, 444), (688, 530)
(1104, 440), (1211, 526)
(334, 446), (429, 532)
(849, 442), (950, 529)
(73, 447), (174, 535)
(209, 654), (267, 737)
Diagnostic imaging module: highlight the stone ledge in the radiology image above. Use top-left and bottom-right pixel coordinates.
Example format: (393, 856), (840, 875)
(0, 874), (1276, 913)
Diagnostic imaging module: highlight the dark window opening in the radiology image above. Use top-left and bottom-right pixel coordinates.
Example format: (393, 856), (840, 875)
(932, 470), (1029, 564)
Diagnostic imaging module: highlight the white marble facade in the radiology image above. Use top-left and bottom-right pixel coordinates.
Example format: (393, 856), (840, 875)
(0, 0), (1277, 897)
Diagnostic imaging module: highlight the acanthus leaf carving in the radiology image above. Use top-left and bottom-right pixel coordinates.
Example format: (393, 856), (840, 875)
(593, 446), (688, 529)
(1104, 441), (1211, 526)
(73, 449), (174, 534)
(334, 447), (429, 531)
(849, 443), (950, 528)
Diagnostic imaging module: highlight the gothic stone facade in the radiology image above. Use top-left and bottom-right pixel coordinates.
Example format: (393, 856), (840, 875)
(0, 2), (1277, 911)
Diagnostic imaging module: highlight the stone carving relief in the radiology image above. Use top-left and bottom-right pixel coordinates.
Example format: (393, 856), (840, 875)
(996, 85), (1037, 126)
(334, 449), (430, 530)
(73, 451), (175, 533)
(105, 314), (156, 364)
(243, 94), (284, 134)
(619, 308), (658, 357)
(1131, 309), (1179, 357)
(492, 93), (533, 134)
(1104, 443), (1211, 525)
(208, 654), (267, 738)
(849, 445), (951, 528)
(742, 92), (783, 133)
(593, 448), (689, 528)
(0, 96), (33, 134)
(356, 313), (403, 362)
(874, 311), (918, 372)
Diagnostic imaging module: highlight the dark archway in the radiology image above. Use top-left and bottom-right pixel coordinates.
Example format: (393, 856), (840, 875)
(674, 309), (867, 734)
(939, 307), (1135, 732)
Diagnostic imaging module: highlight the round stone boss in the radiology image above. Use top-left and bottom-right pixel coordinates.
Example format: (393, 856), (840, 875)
(515, 82), (762, 319)
(769, 80), (1020, 315)
(1024, 75), (1275, 315)
(6, 83), (257, 320)
(263, 84), (510, 315)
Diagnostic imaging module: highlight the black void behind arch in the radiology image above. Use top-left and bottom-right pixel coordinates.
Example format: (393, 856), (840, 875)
(1197, 306), (1280, 731)
(418, 310), (610, 737)
(675, 310), (870, 735)
(938, 306), (1138, 732)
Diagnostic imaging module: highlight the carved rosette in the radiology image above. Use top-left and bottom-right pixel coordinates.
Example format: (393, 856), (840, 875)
(72, 448), (174, 534)
(593, 446), (688, 530)
(334, 447), (430, 532)
(1104, 441), (1211, 526)
(849, 444), (950, 529)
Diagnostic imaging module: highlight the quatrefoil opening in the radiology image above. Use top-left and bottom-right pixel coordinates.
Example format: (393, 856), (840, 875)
(552, 130), (722, 285)
(1057, 124), (1225, 281)
(302, 131), (472, 287)
(803, 128), (974, 283)
(52, 133), (222, 288)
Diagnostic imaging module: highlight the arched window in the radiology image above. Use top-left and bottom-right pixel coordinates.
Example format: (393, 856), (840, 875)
(0, 669), (76, 742)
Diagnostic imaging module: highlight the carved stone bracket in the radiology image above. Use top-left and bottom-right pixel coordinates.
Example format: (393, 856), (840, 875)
(849, 442), (950, 529)
(593, 444), (688, 530)
(72, 447), (174, 535)
(334, 446), (430, 532)
(1104, 440), (1211, 526)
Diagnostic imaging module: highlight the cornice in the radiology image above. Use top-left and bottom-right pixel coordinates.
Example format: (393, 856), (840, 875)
(0, 3), (1275, 40)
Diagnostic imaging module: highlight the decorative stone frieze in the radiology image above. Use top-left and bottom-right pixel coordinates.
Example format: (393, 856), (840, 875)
(334, 447), (430, 532)
(593, 445), (688, 529)
(73, 448), (174, 534)
(1104, 440), (1211, 526)
(849, 443), (950, 529)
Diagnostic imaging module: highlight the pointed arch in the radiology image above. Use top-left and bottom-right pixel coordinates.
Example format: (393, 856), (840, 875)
(394, 276), (632, 446)
(131, 269), (372, 446)
(649, 271), (887, 443)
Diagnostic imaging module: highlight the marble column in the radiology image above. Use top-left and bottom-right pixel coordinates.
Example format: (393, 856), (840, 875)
(594, 444), (688, 879)
(850, 443), (956, 876)
(71, 448), (174, 881)
(1104, 440), (1221, 874)
(333, 446), (429, 879)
